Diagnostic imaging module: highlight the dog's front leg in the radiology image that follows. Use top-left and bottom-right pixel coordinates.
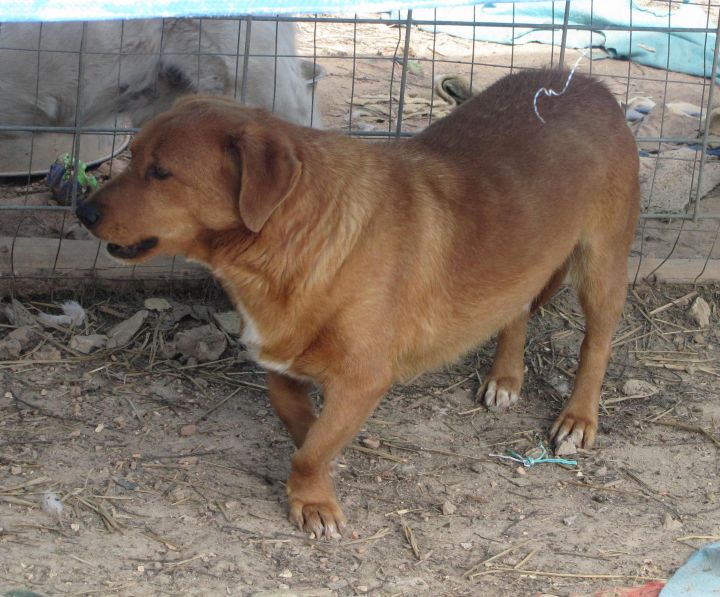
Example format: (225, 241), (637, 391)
(286, 372), (391, 539)
(266, 372), (316, 448)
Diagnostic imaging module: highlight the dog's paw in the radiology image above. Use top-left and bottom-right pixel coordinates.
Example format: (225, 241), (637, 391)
(481, 378), (520, 411)
(550, 411), (597, 448)
(289, 498), (347, 540)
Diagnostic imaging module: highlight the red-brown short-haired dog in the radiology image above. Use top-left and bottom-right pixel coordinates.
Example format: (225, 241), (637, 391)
(78, 70), (639, 538)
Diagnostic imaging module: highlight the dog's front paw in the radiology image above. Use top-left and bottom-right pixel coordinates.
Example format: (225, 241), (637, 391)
(287, 471), (346, 540)
(481, 378), (520, 411)
(289, 497), (347, 540)
(550, 410), (597, 448)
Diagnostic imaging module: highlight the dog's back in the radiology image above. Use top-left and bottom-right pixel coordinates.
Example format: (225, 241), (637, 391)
(412, 70), (637, 224)
(371, 70), (640, 375)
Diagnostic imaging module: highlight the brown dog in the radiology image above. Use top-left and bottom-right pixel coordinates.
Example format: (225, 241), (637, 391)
(77, 70), (639, 538)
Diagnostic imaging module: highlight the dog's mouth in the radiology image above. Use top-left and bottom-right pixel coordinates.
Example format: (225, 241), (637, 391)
(106, 237), (159, 260)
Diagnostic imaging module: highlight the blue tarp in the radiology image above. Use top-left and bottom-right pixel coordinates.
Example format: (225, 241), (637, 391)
(660, 541), (720, 596)
(1, 0), (539, 22)
(405, 1), (718, 80)
(1, 1), (716, 81)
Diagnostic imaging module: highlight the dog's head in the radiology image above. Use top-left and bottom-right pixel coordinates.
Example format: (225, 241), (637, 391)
(76, 96), (303, 262)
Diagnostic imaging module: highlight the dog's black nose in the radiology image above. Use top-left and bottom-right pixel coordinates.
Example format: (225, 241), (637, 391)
(76, 202), (101, 228)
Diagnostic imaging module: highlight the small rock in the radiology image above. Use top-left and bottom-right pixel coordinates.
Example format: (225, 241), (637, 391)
(33, 345), (62, 361)
(622, 379), (658, 397)
(563, 515), (577, 526)
(4, 299), (36, 326)
(174, 324), (227, 363)
(10, 466), (22, 475)
(42, 492), (64, 517)
(168, 488), (187, 502)
(70, 523), (80, 531)
(106, 310), (148, 349)
(213, 311), (242, 336)
(460, 542), (473, 550)
(179, 424), (197, 437)
(361, 437), (380, 449)
(70, 334), (108, 354)
(693, 333), (706, 345)
(278, 569), (293, 579)
(515, 465), (527, 475)
(386, 577), (429, 592)
(165, 304), (195, 325)
(689, 297), (711, 328)
(555, 439), (577, 457)
(442, 500), (456, 515)
(662, 513), (682, 531)
(7, 326), (37, 350)
(397, 464), (416, 477)
(0, 336), (22, 359)
(178, 456), (199, 465)
(470, 462), (484, 474)
(144, 297), (172, 312)
(327, 580), (348, 591)
(113, 477), (138, 491)
(149, 381), (181, 401)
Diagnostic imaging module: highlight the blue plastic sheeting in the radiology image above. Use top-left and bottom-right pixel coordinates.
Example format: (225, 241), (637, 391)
(660, 542), (720, 596)
(1, 0), (544, 22)
(407, 1), (718, 80)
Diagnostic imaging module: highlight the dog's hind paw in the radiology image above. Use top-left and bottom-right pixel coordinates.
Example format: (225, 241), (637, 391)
(482, 379), (520, 411)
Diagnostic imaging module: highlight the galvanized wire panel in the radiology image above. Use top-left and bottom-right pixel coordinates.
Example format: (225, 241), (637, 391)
(1, 2), (720, 291)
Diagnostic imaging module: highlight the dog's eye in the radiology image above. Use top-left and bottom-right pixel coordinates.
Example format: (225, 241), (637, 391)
(147, 164), (171, 180)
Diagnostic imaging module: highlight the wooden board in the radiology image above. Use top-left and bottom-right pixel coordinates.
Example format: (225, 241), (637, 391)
(0, 236), (207, 294)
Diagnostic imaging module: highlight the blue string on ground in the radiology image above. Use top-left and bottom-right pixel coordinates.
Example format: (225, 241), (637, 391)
(489, 442), (577, 468)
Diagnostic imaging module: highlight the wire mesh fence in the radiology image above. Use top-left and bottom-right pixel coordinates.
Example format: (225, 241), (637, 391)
(1, 1), (720, 294)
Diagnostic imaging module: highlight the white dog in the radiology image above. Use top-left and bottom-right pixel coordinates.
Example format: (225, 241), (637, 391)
(0, 19), (323, 133)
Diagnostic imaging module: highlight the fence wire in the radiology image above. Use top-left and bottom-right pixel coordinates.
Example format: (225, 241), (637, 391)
(1, 1), (720, 293)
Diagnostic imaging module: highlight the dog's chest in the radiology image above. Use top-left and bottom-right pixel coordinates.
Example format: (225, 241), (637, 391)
(235, 302), (295, 375)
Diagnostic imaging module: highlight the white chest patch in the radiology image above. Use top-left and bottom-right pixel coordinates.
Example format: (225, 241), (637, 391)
(235, 301), (293, 375)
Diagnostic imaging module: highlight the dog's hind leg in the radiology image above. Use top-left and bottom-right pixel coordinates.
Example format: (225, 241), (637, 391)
(481, 262), (569, 411)
(549, 242), (629, 448)
(266, 372), (316, 448)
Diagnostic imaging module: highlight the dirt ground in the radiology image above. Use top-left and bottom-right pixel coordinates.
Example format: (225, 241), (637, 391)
(1, 282), (719, 597)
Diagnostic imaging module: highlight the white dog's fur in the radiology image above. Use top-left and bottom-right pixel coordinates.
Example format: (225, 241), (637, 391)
(0, 19), (323, 133)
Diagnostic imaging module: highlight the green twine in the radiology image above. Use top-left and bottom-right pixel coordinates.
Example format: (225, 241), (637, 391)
(61, 153), (98, 190)
(490, 442), (577, 468)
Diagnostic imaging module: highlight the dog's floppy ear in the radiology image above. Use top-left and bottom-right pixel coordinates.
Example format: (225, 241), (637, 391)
(232, 127), (302, 233)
